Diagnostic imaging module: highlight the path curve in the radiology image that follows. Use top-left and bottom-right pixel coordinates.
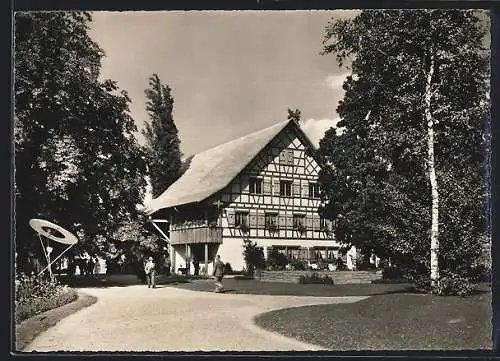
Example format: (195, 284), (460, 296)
(25, 285), (368, 352)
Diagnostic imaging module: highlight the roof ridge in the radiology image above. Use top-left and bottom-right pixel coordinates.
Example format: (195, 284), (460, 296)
(187, 119), (291, 158)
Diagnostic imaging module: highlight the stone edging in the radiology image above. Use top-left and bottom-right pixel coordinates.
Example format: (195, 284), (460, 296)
(260, 270), (382, 284)
(14, 291), (98, 352)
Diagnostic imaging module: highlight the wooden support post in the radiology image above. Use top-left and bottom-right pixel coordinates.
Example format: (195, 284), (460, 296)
(171, 244), (175, 274)
(204, 243), (208, 276)
(185, 243), (189, 275)
(169, 215), (175, 273)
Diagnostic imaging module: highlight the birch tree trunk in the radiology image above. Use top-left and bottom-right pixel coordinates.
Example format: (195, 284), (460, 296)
(424, 51), (439, 288)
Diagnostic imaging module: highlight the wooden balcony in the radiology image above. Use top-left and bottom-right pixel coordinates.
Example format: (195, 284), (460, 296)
(169, 225), (223, 245)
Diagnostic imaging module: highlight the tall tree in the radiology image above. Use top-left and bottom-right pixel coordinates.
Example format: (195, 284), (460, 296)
(318, 10), (489, 291)
(143, 74), (182, 198)
(15, 12), (147, 271)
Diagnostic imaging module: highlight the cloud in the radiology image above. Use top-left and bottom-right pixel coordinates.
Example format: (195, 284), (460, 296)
(300, 117), (340, 148)
(325, 72), (349, 91)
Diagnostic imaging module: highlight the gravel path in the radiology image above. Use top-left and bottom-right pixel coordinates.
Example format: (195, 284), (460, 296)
(25, 285), (368, 352)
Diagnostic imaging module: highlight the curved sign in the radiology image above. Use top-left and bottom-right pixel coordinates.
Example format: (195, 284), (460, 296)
(29, 219), (78, 245)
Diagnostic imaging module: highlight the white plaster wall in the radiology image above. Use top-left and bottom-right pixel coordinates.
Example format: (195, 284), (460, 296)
(216, 239), (245, 272)
(172, 246), (189, 274)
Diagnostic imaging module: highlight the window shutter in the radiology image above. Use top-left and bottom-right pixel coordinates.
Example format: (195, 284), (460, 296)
(279, 151), (286, 164)
(286, 214), (293, 229)
(278, 214), (286, 228)
(273, 179), (280, 195)
(227, 210), (235, 227)
(287, 149), (294, 165)
(312, 214), (320, 230)
(302, 182), (309, 197)
(249, 213), (257, 227)
(306, 214), (313, 228)
(257, 213), (265, 227)
(263, 179), (271, 194)
(293, 181), (301, 197)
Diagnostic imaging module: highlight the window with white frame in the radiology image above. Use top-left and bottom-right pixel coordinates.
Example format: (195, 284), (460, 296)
(234, 211), (249, 227)
(279, 149), (294, 165)
(293, 214), (306, 229)
(280, 180), (293, 197)
(249, 177), (262, 194)
(265, 213), (278, 226)
(308, 182), (321, 198)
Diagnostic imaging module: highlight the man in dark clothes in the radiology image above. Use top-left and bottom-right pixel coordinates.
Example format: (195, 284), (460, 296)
(212, 254), (225, 293)
(193, 257), (200, 276)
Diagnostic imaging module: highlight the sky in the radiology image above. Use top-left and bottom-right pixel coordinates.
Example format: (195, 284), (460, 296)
(88, 10), (359, 158)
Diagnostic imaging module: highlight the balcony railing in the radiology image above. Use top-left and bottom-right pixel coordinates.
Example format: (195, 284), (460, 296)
(169, 225), (223, 245)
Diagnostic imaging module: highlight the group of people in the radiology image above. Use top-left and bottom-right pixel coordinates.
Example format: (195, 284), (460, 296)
(143, 254), (226, 293)
(67, 256), (99, 277)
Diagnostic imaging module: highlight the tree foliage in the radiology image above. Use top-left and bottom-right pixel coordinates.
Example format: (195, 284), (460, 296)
(143, 74), (182, 198)
(318, 10), (489, 289)
(15, 12), (147, 270)
(108, 216), (166, 270)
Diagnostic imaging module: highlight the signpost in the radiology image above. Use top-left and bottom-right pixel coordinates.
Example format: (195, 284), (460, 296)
(29, 219), (79, 278)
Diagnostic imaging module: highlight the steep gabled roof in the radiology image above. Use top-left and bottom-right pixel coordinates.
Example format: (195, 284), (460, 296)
(143, 119), (316, 215)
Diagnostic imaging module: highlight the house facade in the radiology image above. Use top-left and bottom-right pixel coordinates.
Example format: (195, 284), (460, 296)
(144, 119), (351, 275)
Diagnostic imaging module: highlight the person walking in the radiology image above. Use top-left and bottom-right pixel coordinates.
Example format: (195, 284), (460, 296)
(212, 254), (225, 293)
(144, 256), (156, 289)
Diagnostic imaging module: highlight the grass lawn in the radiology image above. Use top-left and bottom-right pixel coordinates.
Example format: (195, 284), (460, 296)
(170, 278), (415, 296)
(254, 287), (491, 351)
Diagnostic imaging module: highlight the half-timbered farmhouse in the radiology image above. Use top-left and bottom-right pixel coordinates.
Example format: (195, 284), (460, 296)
(143, 119), (345, 275)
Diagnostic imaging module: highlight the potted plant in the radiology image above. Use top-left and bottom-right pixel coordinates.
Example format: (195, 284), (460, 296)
(295, 223), (307, 236)
(239, 223), (250, 234)
(320, 224), (332, 236)
(265, 223), (279, 234)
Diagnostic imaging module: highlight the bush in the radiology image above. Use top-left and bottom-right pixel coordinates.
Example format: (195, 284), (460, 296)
(15, 273), (78, 323)
(298, 272), (334, 285)
(290, 258), (307, 271)
(335, 257), (346, 271)
(382, 265), (404, 280)
(473, 264), (491, 283)
(267, 249), (289, 270)
(357, 259), (377, 271)
(224, 262), (233, 274)
(242, 239), (266, 276)
(414, 274), (475, 296)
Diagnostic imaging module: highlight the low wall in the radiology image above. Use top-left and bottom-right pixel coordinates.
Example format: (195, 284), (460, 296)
(259, 270), (382, 284)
